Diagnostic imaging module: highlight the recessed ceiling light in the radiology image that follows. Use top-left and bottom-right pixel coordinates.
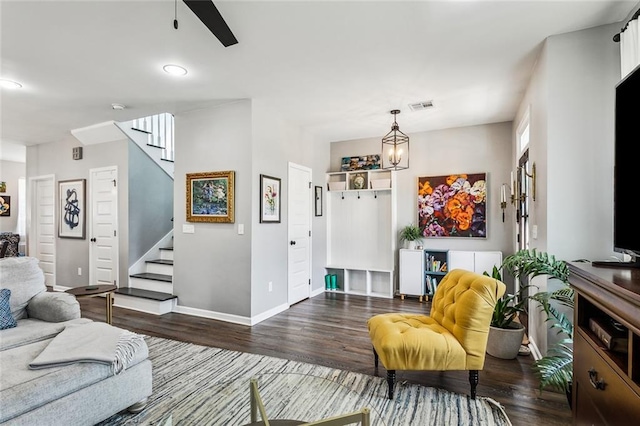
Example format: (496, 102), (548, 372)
(111, 103), (126, 110)
(163, 64), (188, 76)
(0, 79), (23, 89)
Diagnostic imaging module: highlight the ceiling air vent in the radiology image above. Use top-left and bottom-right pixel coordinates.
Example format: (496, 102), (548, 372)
(409, 100), (434, 111)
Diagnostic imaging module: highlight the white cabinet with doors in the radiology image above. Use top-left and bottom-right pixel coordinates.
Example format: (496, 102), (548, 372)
(447, 250), (502, 275)
(325, 169), (396, 298)
(399, 249), (426, 301)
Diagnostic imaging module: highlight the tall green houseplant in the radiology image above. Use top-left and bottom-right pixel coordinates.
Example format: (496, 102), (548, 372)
(501, 249), (573, 396)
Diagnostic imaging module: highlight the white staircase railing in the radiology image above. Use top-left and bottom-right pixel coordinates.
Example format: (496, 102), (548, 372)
(132, 112), (175, 162)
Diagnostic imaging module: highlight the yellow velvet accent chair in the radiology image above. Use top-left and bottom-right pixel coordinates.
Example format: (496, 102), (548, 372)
(367, 269), (506, 399)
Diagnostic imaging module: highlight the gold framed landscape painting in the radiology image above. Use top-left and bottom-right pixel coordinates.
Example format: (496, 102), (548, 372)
(186, 171), (235, 223)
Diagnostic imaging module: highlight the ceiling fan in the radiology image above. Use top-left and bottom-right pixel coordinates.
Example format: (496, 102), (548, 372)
(182, 0), (238, 47)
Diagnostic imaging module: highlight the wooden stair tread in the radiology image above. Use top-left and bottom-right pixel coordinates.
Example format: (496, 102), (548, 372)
(146, 259), (173, 265)
(130, 272), (172, 282)
(115, 287), (176, 301)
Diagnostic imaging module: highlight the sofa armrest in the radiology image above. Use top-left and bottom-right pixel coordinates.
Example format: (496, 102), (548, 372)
(27, 292), (81, 322)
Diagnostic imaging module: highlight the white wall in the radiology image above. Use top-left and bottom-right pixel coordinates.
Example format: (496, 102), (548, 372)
(546, 23), (620, 262)
(26, 136), (129, 287)
(515, 22), (622, 356)
(331, 121), (514, 257)
(173, 101), (253, 317)
(0, 159), (25, 233)
(250, 100), (293, 315)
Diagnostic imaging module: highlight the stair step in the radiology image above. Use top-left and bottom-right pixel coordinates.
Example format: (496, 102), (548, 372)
(146, 259), (173, 265)
(159, 247), (174, 261)
(115, 287), (176, 301)
(130, 272), (172, 282)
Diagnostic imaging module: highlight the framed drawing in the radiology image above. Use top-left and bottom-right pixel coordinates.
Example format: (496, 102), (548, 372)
(186, 171), (235, 223)
(315, 186), (323, 217)
(260, 174), (281, 223)
(417, 173), (487, 238)
(58, 179), (86, 239)
(0, 195), (10, 216)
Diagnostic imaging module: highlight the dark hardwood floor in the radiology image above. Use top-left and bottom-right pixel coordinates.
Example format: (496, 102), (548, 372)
(78, 292), (572, 425)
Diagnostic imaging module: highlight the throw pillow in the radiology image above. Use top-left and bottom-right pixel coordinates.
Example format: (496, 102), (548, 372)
(0, 233), (20, 257)
(0, 288), (17, 330)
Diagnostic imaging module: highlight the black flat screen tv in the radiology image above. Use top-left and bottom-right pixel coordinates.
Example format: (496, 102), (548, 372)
(608, 63), (640, 267)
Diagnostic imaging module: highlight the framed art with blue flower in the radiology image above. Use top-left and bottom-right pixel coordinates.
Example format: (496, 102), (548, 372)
(187, 171), (235, 223)
(58, 179), (86, 239)
(260, 174), (281, 223)
(417, 173), (487, 238)
(0, 196), (10, 216)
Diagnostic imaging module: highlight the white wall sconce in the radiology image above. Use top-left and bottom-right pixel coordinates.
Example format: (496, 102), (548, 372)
(501, 162), (536, 222)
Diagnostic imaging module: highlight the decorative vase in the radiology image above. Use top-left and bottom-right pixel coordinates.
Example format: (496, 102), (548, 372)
(353, 174), (365, 190)
(407, 240), (417, 250)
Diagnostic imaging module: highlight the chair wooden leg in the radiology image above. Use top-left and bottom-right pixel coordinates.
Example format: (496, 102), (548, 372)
(373, 347), (379, 370)
(469, 370), (479, 399)
(387, 370), (396, 399)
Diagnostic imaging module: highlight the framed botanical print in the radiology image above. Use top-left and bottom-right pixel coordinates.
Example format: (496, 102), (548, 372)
(186, 171), (235, 223)
(260, 174), (281, 223)
(58, 179), (86, 239)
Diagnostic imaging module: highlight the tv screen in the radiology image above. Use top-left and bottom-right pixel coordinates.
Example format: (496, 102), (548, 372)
(613, 63), (640, 264)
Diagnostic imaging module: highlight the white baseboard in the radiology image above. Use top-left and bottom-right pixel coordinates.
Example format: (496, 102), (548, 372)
(528, 337), (543, 360)
(310, 287), (325, 297)
(173, 302), (289, 326)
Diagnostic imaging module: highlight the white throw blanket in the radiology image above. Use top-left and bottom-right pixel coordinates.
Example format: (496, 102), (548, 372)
(29, 322), (144, 375)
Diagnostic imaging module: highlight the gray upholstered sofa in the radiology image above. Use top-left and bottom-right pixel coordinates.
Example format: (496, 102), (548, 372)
(0, 257), (152, 425)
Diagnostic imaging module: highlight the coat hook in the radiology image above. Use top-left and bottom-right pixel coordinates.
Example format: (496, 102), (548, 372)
(374, 191), (377, 199)
(341, 192), (344, 200)
(357, 191), (360, 199)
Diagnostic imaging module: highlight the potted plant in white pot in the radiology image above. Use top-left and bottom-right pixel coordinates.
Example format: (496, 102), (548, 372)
(399, 224), (423, 249)
(496, 249), (574, 407)
(484, 265), (530, 359)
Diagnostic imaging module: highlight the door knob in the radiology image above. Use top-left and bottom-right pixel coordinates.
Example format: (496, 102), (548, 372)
(290, 240), (296, 245)
(91, 238), (96, 242)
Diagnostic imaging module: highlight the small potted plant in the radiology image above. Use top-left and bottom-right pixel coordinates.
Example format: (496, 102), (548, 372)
(399, 224), (423, 249)
(484, 265), (529, 359)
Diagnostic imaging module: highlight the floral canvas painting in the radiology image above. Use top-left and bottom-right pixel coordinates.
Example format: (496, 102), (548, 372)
(260, 174), (281, 223)
(418, 173), (487, 238)
(187, 171), (235, 223)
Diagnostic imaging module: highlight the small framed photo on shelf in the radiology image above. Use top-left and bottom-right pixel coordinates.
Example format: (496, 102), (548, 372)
(260, 174), (281, 223)
(58, 179), (86, 239)
(315, 186), (323, 217)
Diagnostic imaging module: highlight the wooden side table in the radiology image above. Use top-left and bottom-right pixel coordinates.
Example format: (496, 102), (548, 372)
(66, 284), (117, 324)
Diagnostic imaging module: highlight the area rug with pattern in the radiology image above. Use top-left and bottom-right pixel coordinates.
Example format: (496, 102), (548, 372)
(98, 336), (512, 426)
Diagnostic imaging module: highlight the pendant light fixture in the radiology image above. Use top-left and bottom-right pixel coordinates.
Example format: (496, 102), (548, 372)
(381, 109), (409, 170)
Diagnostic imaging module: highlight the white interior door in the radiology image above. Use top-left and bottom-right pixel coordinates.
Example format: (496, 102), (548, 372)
(28, 175), (56, 287)
(90, 166), (119, 287)
(288, 162), (312, 305)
